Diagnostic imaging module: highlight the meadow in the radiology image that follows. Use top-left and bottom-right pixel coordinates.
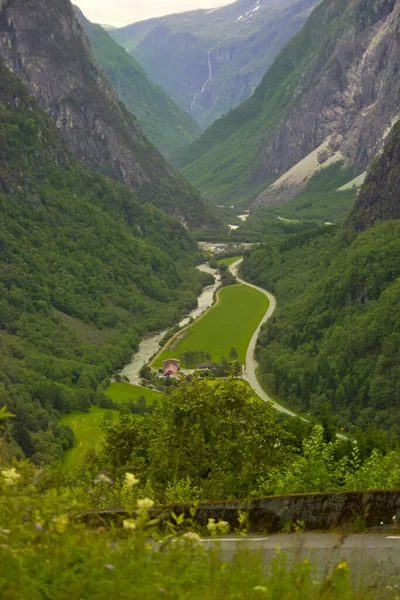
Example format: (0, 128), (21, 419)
(217, 255), (243, 266)
(61, 383), (160, 468)
(154, 284), (269, 367)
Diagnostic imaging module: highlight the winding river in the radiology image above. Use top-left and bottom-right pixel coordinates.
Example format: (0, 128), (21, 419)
(119, 264), (220, 384)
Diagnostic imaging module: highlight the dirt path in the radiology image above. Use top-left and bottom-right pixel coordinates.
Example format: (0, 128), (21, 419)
(229, 260), (302, 419)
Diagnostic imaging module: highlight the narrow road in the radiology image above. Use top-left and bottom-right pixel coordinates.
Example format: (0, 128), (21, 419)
(197, 532), (400, 576)
(229, 259), (301, 419)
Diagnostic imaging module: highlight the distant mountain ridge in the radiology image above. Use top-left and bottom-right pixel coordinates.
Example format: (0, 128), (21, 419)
(74, 7), (202, 158)
(111, 0), (321, 129)
(176, 0), (400, 207)
(0, 0), (216, 227)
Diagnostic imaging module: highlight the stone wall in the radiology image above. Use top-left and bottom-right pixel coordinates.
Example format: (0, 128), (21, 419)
(82, 490), (400, 532)
(170, 490), (400, 533)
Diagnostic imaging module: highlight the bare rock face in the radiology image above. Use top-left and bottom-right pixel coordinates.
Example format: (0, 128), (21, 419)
(348, 121), (400, 230)
(254, 0), (400, 207)
(0, 0), (213, 226)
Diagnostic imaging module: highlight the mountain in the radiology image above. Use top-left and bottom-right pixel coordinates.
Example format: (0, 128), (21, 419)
(74, 7), (202, 158)
(241, 121), (400, 432)
(0, 0), (216, 228)
(0, 55), (212, 463)
(348, 121), (400, 231)
(176, 0), (400, 207)
(111, 0), (321, 129)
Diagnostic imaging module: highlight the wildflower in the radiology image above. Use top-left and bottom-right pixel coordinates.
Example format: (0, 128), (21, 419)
(336, 561), (348, 571)
(182, 532), (201, 542)
(137, 498), (154, 510)
(207, 518), (217, 534)
(35, 524), (44, 532)
(123, 519), (137, 531)
(53, 515), (69, 534)
(253, 586), (268, 593)
(393, 515), (397, 522)
(1, 468), (21, 486)
(105, 564), (114, 570)
(94, 474), (113, 485)
(125, 473), (139, 489)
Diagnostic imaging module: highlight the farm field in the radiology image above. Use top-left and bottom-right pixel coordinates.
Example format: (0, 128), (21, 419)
(105, 382), (160, 405)
(154, 284), (269, 367)
(217, 255), (242, 266)
(61, 383), (160, 468)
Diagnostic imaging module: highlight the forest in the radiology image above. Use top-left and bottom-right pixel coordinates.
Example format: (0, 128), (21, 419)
(0, 59), (209, 464)
(241, 219), (400, 434)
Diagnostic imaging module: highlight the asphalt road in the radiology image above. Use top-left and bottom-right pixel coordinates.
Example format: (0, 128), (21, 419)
(229, 260), (300, 418)
(199, 532), (400, 580)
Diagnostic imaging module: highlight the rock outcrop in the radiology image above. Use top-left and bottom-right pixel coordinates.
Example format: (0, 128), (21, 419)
(348, 121), (400, 230)
(254, 0), (400, 207)
(0, 0), (215, 227)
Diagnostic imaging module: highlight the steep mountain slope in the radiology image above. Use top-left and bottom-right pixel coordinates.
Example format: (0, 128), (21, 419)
(348, 121), (400, 231)
(0, 57), (211, 463)
(241, 122), (400, 432)
(111, 0), (320, 129)
(0, 0), (215, 227)
(177, 0), (400, 206)
(74, 7), (202, 158)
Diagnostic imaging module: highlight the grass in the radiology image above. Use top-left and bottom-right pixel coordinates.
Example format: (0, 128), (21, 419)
(105, 382), (160, 405)
(154, 284), (269, 367)
(217, 255), (243, 266)
(61, 384), (161, 468)
(61, 407), (115, 469)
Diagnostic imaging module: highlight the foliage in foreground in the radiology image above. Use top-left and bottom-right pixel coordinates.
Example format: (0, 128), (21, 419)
(0, 460), (399, 600)
(76, 381), (400, 504)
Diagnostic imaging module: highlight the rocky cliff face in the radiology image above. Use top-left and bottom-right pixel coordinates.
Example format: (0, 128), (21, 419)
(348, 121), (400, 230)
(0, 0), (215, 227)
(112, 0), (320, 129)
(254, 0), (400, 207)
(177, 0), (400, 207)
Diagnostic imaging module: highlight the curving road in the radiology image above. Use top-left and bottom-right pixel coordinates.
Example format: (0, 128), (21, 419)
(229, 259), (302, 419)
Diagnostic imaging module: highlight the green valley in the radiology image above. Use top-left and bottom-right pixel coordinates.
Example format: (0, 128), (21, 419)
(76, 8), (202, 157)
(154, 284), (269, 368)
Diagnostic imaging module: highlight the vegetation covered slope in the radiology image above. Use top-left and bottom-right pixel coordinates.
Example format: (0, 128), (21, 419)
(75, 7), (201, 158)
(175, 0), (400, 206)
(0, 0), (216, 228)
(111, 0), (320, 129)
(241, 123), (400, 434)
(0, 58), (211, 464)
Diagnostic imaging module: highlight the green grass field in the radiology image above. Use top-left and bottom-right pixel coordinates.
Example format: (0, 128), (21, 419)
(217, 255), (242, 266)
(105, 382), (160, 405)
(61, 407), (115, 469)
(61, 384), (161, 468)
(154, 284), (269, 367)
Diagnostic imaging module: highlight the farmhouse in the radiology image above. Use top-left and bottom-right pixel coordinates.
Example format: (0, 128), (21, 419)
(162, 358), (181, 378)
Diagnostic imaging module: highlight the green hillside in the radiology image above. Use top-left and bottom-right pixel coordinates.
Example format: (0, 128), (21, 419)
(77, 10), (202, 158)
(0, 58), (208, 464)
(241, 124), (400, 433)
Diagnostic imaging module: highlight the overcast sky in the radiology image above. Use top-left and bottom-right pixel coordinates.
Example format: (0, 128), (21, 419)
(74, 0), (234, 27)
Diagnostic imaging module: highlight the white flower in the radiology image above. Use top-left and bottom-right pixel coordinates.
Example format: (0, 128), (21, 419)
(1, 468), (21, 486)
(137, 498), (154, 510)
(182, 532), (201, 542)
(123, 519), (137, 531)
(94, 474), (113, 485)
(125, 473), (139, 489)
